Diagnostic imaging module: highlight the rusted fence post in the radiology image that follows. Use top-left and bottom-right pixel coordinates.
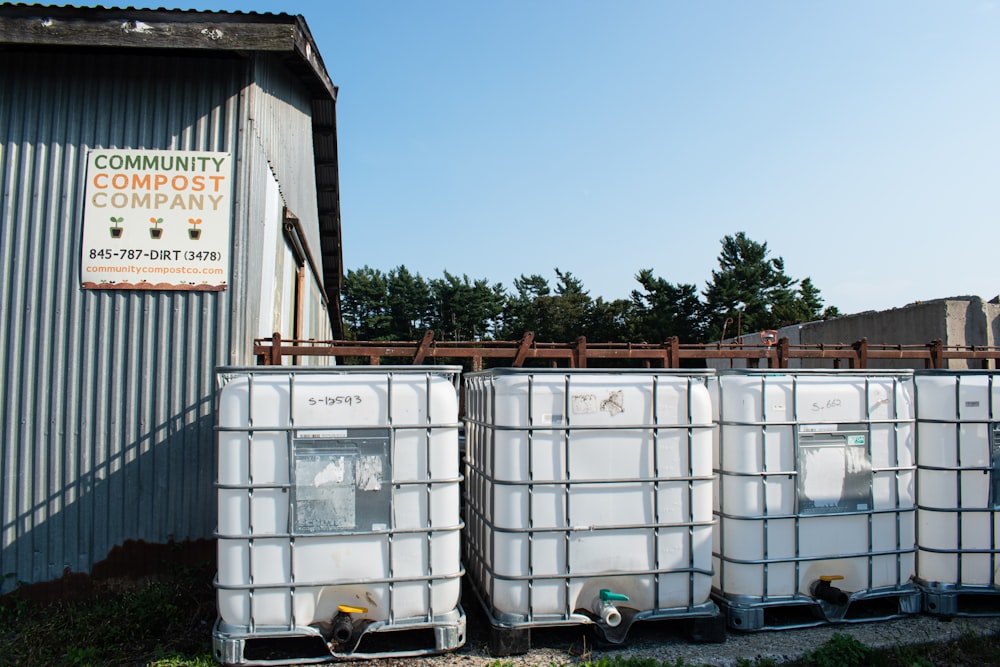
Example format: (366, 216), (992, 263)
(929, 339), (944, 369)
(413, 330), (434, 364)
(513, 332), (534, 367)
(269, 332), (283, 366)
(574, 336), (588, 368)
(776, 337), (789, 368)
(666, 337), (679, 368)
(852, 338), (868, 369)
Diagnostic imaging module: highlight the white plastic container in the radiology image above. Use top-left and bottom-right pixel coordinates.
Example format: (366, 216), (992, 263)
(463, 369), (718, 651)
(915, 371), (1000, 612)
(213, 367), (465, 664)
(711, 370), (918, 629)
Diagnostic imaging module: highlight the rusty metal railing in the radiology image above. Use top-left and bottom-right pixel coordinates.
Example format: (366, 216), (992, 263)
(253, 332), (1000, 370)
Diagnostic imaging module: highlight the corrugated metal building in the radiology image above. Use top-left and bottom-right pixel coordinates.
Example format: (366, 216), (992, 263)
(0, 4), (344, 592)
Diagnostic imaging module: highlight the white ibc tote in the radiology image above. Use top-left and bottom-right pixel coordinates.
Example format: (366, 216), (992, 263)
(915, 370), (1000, 615)
(463, 368), (721, 655)
(212, 367), (465, 665)
(711, 370), (920, 630)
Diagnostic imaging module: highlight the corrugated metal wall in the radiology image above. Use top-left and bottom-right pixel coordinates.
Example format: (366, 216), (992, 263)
(239, 55), (333, 347)
(251, 56), (325, 264)
(231, 54), (332, 352)
(256, 55), (333, 343)
(0, 49), (326, 590)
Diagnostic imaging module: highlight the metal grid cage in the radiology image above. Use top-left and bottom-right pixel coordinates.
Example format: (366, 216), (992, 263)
(463, 368), (719, 645)
(712, 370), (920, 630)
(915, 370), (1000, 617)
(212, 366), (466, 664)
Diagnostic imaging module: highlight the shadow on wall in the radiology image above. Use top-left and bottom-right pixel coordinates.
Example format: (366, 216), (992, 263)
(961, 297), (997, 370)
(1, 398), (217, 602)
(964, 297), (987, 367)
(989, 297), (1000, 348)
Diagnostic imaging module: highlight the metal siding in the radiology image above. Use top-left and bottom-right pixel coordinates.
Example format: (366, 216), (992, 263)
(232, 132), (270, 356)
(254, 56), (319, 222)
(0, 51), (246, 591)
(251, 56), (326, 296)
(235, 54), (332, 349)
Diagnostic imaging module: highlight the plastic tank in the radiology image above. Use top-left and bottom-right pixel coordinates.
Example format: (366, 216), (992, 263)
(915, 370), (1000, 614)
(463, 368), (720, 654)
(212, 367), (465, 664)
(711, 370), (919, 630)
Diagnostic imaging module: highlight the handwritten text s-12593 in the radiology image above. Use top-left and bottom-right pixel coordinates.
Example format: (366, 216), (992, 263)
(308, 395), (363, 407)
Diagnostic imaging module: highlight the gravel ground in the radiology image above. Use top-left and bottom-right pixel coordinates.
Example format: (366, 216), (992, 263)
(346, 596), (1000, 667)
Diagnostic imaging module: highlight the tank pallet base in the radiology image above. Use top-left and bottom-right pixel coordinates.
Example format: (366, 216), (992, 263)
(477, 593), (725, 658)
(485, 610), (726, 658)
(212, 609), (466, 665)
(921, 585), (1000, 617)
(715, 589), (922, 631)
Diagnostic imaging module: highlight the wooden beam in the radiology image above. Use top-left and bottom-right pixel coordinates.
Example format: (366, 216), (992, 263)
(512, 332), (534, 367)
(412, 330), (434, 364)
(0, 12), (301, 52)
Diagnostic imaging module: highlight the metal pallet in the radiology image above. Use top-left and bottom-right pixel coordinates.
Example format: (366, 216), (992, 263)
(213, 609), (466, 665)
(715, 586), (922, 631)
(921, 583), (1000, 617)
(468, 581), (725, 656)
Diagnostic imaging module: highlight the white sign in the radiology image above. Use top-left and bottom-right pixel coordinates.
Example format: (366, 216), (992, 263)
(81, 149), (233, 291)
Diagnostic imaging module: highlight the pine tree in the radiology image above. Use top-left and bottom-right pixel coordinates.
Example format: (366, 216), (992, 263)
(631, 269), (703, 342)
(702, 233), (800, 341)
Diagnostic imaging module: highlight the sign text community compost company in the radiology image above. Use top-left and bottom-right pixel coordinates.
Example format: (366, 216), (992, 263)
(81, 149), (233, 291)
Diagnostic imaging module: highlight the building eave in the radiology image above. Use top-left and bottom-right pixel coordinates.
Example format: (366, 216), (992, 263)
(0, 4), (344, 335)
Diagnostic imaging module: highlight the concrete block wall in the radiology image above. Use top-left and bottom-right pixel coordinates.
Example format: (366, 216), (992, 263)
(799, 297), (999, 369)
(987, 299), (1000, 347)
(707, 295), (999, 370)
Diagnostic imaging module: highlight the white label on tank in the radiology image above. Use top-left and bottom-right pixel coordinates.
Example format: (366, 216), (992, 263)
(356, 456), (383, 492)
(600, 390), (625, 417)
(572, 394), (598, 414)
(313, 458), (347, 486)
(299, 430), (349, 439)
(543, 414), (564, 424)
(800, 424), (838, 433)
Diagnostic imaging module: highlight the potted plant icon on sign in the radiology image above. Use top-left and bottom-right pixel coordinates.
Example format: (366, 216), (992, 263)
(149, 217), (163, 239)
(188, 218), (202, 240)
(109, 216), (124, 238)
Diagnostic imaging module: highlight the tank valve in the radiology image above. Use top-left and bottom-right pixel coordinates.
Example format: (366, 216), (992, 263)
(331, 604), (368, 645)
(595, 589), (629, 628)
(812, 575), (849, 606)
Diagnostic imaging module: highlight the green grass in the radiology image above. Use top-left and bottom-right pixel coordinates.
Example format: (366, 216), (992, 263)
(764, 631), (1000, 667)
(486, 631), (1000, 667)
(3, 572), (1000, 667)
(484, 632), (1000, 667)
(0, 561), (215, 667)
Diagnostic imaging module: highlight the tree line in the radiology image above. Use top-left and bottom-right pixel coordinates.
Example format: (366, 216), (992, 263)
(340, 232), (840, 344)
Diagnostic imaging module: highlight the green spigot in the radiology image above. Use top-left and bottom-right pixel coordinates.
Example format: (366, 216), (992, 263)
(600, 589), (630, 603)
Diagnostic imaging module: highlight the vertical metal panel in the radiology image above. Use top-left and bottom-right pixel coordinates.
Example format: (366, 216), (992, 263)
(250, 55), (332, 338)
(252, 56), (323, 249)
(0, 51), (250, 591)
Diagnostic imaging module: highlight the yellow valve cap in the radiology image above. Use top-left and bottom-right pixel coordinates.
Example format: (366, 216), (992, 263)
(337, 604), (369, 614)
(819, 575), (844, 582)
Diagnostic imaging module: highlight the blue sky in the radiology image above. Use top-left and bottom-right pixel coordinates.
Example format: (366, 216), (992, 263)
(68, 1), (1000, 314)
